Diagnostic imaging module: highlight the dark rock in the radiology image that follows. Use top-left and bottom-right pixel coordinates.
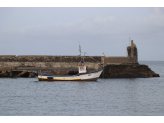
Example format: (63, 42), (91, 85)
(100, 64), (160, 78)
(0, 71), (10, 77)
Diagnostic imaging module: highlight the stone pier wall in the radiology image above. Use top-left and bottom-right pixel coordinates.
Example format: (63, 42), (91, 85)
(0, 40), (138, 73)
(0, 56), (102, 72)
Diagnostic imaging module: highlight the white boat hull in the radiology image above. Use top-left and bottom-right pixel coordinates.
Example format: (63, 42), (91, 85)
(38, 69), (103, 81)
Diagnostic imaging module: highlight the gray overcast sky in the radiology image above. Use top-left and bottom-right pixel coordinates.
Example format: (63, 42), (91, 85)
(0, 7), (164, 61)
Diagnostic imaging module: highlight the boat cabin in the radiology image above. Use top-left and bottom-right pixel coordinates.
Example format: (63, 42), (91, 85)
(78, 65), (88, 74)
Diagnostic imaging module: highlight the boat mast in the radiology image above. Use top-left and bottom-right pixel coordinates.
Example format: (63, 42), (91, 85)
(79, 42), (81, 56)
(78, 43), (87, 64)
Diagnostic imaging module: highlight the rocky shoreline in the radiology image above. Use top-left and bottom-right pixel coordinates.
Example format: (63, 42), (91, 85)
(100, 64), (160, 78)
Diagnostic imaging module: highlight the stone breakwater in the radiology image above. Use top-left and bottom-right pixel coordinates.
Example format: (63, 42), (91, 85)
(0, 40), (160, 78)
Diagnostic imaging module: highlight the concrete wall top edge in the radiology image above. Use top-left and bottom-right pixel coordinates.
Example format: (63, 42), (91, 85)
(105, 57), (129, 58)
(0, 55), (102, 57)
(0, 55), (16, 56)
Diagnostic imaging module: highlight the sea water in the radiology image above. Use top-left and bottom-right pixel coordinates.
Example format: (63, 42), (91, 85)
(0, 61), (164, 116)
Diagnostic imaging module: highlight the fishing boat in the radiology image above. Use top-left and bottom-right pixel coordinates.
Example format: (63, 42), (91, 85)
(38, 45), (103, 81)
(38, 61), (103, 81)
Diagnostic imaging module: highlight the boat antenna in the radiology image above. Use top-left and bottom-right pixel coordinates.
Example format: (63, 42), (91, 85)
(83, 52), (87, 62)
(78, 42), (81, 56)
